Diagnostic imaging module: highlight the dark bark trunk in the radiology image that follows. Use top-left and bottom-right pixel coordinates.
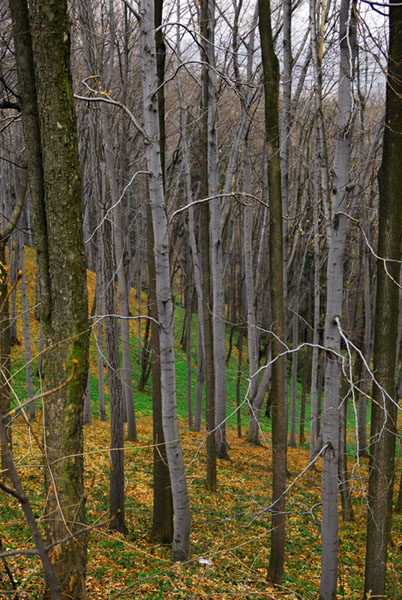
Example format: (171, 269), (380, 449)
(0, 241), (12, 477)
(12, 1), (90, 596)
(200, 0), (217, 490)
(103, 214), (126, 534)
(364, 3), (402, 594)
(258, 0), (287, 584)
(338, 381), (354, 522)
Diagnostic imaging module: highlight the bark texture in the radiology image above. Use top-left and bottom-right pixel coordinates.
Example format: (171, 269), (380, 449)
(319, 2), (356, 597)
(363, 2), (402, 595)
(258, 0), (287, 584)
(11, 1), (90, 596)
(139, 0), (191, 560)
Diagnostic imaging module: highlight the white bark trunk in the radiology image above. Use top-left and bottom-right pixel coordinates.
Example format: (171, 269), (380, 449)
(319, 1), (356, 596)
(139, 0), (191, 560)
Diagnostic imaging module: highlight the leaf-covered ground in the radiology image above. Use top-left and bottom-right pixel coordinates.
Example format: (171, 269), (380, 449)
(2, 414), (401, 599)
(1, 246), (401, 599)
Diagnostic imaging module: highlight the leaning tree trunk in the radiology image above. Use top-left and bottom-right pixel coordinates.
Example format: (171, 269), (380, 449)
(138, 0), (191, 561)
(319, 2), (356, 598)
(364, 2), (402, 595)
(258, 0), (287, 584)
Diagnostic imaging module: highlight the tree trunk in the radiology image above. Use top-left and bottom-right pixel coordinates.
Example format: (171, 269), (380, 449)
(18, 232), (35, 420)
(0, 241), (12, 477)
(258, 0), (287, 584)
(200, 0), (218, 488)
(12, 1), (91, 595)
(15, 0), (90, 595)
(338, 380), (354, 521)
(147, 204), (173, 545)
(364, 2), (402, 595)
(319, 2), (356, 597)
(139, 0), (191, 560)
(101, 182), (126, 534)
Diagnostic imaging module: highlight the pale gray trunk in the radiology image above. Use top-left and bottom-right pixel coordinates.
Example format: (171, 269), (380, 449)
(139, 0), (191, 560)
(309, 0), (329, 465)
(289, 248), (307, 448)
(319, 1), (356, 597)
(175, 14), (205, 430)
(204, 0), (228, 458)
(243, 143), (260, 430)
(309, 0), (331, 242)
(309, 165), (322, 464)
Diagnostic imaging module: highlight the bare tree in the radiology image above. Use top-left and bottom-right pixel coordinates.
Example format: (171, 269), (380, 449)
(364, 0), (402, 594)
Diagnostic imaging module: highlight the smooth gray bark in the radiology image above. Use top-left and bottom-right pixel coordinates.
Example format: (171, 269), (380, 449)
(138, 0), (191, 560)
(319, 1), (356, 597)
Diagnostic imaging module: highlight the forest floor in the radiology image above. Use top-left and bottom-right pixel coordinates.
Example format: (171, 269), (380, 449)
(2, 413), (402, 600)
(1, 246), (402, 599)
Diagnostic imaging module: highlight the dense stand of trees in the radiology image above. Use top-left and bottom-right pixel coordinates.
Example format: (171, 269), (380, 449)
(0, 0), (401, 598)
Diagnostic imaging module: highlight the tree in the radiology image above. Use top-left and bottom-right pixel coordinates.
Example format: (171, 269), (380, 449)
(319, 0), (356, 597)
(363, 1), (402, 595)
(0, 174), (26, 473)
(135, 0), (191, 560)
(200, 0), (218, 489)
(148, 0), (174, 543)
(258, 0), (287, 584)
(10, 0), (90, 596)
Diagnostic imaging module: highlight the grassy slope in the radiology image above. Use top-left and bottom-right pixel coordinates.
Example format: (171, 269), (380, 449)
(1, 246), (401, 599)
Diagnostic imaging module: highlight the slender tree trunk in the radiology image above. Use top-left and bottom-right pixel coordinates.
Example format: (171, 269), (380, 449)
(395, 471), (402, 514)
(200, 0), (217, 487)
(258, 0), (287, 584)
(0, 241), (12, 476)
(100, 0), (136, 439)
(18, 232), (35, 420)
(150, 4), (174, 538)
(186, 275), (194, 429)
(95, 247), (106, 422)
(364, 2), (402, 595)
(338, 380), (354, 521)
(147, 205), (173, 544)
(236, 323), (244, 439)
(103, 209), (126, 533)
(299, 344), (310, 447)
(138, 0), (191, 560)
(319, 2), (356, 597)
